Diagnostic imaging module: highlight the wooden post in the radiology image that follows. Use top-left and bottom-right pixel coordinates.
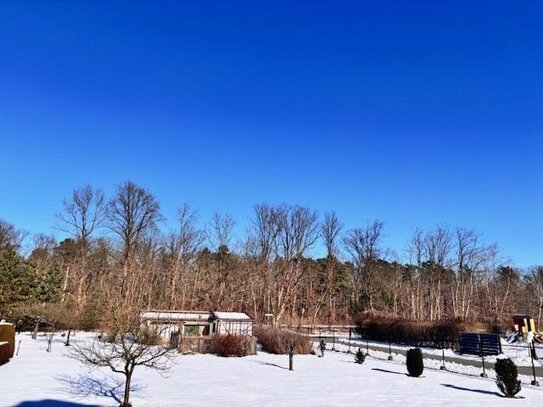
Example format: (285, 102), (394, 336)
(31, 319), (40, 340)
(479, 335), (487, 378)
(531, 341), (540, 386)
(288, 343), (294, 371)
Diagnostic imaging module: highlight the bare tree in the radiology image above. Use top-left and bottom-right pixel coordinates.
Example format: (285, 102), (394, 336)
(209, 212), (236, 250)
(314, 212), (343, 324)
(70, 305), (174, 407)
(274, 204), (319, 323)
(107, 181), (162, 301)
(526, 266), (543, 327)
(56, 185), (107, 243)
(0, 219), (27, 251)
(344, 220), (385, 311)
(452, 228), (492, 320)
(165, 203), (204, 308)
(56, 185), (106, 311)
(322, 212), (342, 258)
(423, 226), (452, 320)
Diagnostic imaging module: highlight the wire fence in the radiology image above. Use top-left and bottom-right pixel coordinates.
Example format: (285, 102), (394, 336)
(282, 324), (543, 386)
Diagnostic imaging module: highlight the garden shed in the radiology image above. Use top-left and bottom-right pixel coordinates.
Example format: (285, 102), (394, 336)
(140, 310), (255, 353)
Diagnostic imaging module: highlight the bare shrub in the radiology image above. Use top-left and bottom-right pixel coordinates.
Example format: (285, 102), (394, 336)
(212, 334), (247, 357)
(254, 326), (312, 354)
(356, 312), (498, 347)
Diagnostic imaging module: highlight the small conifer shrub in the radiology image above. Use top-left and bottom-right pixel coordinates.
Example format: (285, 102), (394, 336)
(495, 358), (521, 398)
(355, 348), (366, 364)
(406, 347), (424, 377)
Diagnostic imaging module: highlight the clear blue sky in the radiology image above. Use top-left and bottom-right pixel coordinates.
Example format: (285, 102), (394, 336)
(0, 1), (541, 266)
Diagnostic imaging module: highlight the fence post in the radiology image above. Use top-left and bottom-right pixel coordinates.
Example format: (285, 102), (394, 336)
(332, 329), (336, 351)
(348, 328), (352, 354)
(366, 338), (369, 355)
(440, 340), (446, 370)
(479, 335), (487, 378)
(388, 341), (393, 361)
(530, 341), (540, 386)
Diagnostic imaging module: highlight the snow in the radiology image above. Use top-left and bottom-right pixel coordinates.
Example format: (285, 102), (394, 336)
(140, 311), (211, 321)
(2, 332), (543, 407)
(329, 337), (543, 367)
(212, 312), (252, 321)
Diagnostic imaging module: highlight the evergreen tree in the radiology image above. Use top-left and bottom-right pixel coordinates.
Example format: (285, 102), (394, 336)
(495, 358), (521, 397)
(0, 249), (36, 313)
(406, 348), (424, 377)
(354, 348), (366, 364)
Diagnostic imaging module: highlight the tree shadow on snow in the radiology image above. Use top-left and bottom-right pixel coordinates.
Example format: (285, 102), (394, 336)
(56, 373), (143, 405)
(254, 361), (290, 370)
(371, 368), (406, 376)
(10, 400), (101, 407)
(441, 384), (502, 397)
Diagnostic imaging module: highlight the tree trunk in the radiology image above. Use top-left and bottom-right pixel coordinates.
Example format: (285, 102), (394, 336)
(123, 372), (132, 407)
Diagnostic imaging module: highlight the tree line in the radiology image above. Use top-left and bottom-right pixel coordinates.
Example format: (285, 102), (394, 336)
(0, 180), (541, 328)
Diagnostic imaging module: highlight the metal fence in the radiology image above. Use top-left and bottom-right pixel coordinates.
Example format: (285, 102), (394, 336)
(294, 326), (543, 386)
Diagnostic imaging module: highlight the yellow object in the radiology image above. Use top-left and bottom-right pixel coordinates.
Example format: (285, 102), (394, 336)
(512, 314), (536, 339)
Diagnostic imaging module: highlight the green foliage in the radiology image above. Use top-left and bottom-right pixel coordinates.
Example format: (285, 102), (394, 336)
(0, 248), (63, 314)
(495, 358), (521, 397)
(79, 293), (104, 330)
(354, 348), (366, 364)
(406, 348), (424, 377)
(36, 262), (63, 303)
(0, 249), (37, 312)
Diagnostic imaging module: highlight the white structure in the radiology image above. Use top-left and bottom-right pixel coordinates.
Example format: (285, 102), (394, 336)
(140, 310), (253, 340)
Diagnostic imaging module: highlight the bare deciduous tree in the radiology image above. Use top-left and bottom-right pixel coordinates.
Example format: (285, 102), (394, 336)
(56, 185), (106, 311)
(0, 219), (27, 251)
(314, 212), (343, 324)
(209, 212), (236, 250)
(107, 181), (162, 301)
(57, 185), (106, 243)
(165, 203), (204, 309)
(344, 220), (385, 311)
(70, 301), (174, 407)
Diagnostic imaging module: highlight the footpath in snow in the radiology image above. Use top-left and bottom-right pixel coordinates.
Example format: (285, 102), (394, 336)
(2, 332), (543, 407)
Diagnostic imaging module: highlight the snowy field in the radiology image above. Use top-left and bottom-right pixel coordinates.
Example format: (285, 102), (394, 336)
(313, 332), (543, 367)
(331, 338), (543, 367)
(2, 332), (543, 407)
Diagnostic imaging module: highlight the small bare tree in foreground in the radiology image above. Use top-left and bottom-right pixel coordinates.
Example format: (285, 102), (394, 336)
(70, 307), (174, 407)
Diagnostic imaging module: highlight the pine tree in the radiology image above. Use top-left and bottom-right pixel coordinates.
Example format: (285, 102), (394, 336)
(406, 348), (424, 377)
(0, 249), (37, 313)
(495, 358), (521, 397)
(355, 348), (366, 364)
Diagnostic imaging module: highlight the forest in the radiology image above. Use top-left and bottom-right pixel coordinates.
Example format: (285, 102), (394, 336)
(0, 180), (541, 330)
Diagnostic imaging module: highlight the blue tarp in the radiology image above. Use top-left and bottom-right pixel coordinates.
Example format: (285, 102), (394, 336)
(459, 332), (501, 356)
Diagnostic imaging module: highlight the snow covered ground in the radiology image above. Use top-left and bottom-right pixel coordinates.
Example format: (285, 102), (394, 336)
(329, 337), (543, 367)
(2, 332), (543, 407)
